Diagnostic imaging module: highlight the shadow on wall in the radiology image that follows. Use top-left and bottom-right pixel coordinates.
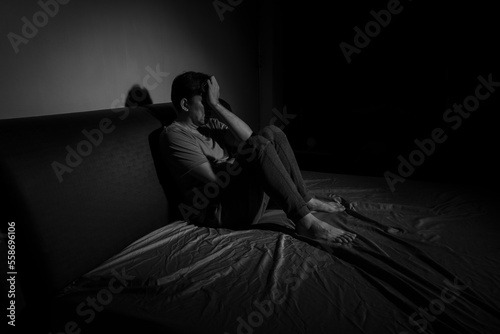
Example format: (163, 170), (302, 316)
(125, 84), (153, 108)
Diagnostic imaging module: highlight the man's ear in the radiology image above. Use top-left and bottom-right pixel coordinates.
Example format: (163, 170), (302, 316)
(180, 98), (190, 112)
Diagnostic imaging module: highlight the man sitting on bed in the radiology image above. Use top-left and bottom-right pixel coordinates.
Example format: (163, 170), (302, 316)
(160, 71), (356, 245)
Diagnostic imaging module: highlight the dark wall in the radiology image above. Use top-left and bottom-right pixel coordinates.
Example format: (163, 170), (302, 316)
(2, 0), (497, 189)
(1, 0), (260, 129)
(282, 0), (499, 189)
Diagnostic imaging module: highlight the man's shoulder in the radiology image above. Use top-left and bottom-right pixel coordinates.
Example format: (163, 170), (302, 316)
(160, 122), (190, 145)
(161, 119), (228, 144)
(163, 122), (190, 136)
(164, 121), (182, 133)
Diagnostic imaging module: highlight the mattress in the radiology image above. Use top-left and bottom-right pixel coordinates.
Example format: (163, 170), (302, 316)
(56, 171), (500, 334)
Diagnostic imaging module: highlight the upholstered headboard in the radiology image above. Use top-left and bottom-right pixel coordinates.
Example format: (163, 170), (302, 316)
(0, 104), (177, 304)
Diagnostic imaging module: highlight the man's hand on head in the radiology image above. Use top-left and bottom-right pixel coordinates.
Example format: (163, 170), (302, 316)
(204, 75), (253, 141)
(207, 76), (221, 108)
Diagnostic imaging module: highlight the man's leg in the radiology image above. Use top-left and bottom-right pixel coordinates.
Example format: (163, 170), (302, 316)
(258, 126), (344, 213)
(258, 125), (311, 202)
(236, 133), (309, 222)
(235, 132), (356, 245)
(219, 164), (269, 229)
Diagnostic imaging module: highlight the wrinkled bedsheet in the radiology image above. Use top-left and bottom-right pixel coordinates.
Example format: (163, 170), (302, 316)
(58, 172), (500, 334)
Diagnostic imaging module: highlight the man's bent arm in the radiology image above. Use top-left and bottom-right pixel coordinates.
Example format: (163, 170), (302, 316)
(189, 161), (218, 184)
(207, 76), (253, 142)
(190, 161), (237, 186)
(212, 102), (252, 142)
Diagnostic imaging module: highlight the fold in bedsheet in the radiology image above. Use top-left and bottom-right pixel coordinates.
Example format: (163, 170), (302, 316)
(58, 172), (500, 334)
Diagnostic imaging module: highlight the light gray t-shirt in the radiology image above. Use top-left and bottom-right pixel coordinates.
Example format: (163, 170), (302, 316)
(160, 118), (232, 222)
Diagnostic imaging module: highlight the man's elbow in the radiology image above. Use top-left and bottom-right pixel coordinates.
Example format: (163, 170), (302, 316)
(240, 132), (252, 142)
(191, 162), (218, 184)
(236, 129), (252, 143)
(205, 174), (218, 184)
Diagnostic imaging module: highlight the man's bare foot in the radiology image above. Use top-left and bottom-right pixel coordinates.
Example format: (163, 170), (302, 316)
(296, 213), (356, 245)
(307, 197), (345, 213)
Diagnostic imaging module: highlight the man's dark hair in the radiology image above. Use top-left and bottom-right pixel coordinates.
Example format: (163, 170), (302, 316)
(171, 71), (211, 113)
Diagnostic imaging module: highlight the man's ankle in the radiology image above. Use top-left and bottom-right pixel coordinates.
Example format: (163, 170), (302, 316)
(297, 213), (315, 229)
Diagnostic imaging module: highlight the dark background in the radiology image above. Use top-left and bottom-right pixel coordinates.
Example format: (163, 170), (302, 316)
(1, 0), (498, 189)
(281, 0), (499, 189)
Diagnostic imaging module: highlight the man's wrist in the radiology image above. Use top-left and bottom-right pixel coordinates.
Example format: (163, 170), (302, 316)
(209, 101), (223, 111)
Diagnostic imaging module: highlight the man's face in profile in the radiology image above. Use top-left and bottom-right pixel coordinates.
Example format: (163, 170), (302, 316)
(188, 95), (207, 127)
(200, 80), (214, 120)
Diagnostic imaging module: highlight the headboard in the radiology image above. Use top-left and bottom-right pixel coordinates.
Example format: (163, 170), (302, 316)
(0, 104), (177, 305)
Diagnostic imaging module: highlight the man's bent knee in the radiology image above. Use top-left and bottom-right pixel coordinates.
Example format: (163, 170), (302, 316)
(247, 134), (270, 148)
(259, 125), (285, 140)
(236, 135), (271, 162)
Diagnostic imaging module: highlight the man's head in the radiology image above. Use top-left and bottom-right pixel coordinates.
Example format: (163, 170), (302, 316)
(171, 71), (211, 126)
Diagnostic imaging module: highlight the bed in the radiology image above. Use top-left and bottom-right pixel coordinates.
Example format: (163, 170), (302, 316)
(54, 172), (500, 334)
(2, 103), (499, 334)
